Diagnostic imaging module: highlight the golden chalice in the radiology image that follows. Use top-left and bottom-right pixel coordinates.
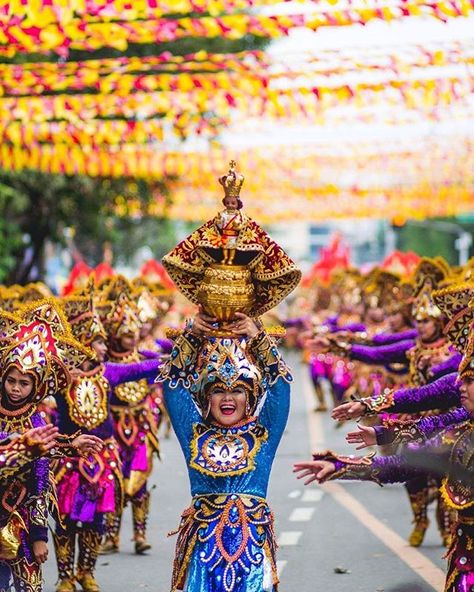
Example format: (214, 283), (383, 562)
(197, 263), (255, 331)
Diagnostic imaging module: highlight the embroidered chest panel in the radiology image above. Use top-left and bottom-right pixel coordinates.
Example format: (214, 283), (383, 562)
(189, 419), (267, 477)
(408, 339), (451, 386)
(441, 423), (474, 510)
(114, 378), (149, 405)
(66, 372), (109, 430)
(109, 351), (150, 405)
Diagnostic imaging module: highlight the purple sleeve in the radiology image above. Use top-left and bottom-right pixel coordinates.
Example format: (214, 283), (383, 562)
(372, 329), (418, 345)
(375, 407), (469, 445)
(333, 322), (366, 333)
(138, 349), (161, 360)
(28, 412), (49, 542)
(326, 316), (339, 330)
(350, 339), (414, 365)
(391, 372), (460, 412)
(430, 352), (462, 380)
(369, 455), (422, 483)
(319, 452), (422, 484)
(104, 358), (161, 387)
(284, 317), (307, 329)
(156, 338), (173, 354)
(28, 457), (50, 543)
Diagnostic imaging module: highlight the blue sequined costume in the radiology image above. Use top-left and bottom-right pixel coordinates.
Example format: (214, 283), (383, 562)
(159, 331), (291, 592)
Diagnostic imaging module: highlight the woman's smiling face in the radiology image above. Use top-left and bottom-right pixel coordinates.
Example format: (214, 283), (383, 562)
(208, 384), (248, 426)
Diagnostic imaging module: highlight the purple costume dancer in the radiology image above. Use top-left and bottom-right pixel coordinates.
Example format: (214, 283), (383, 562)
(298, 272), (474, 590)
(330, 258), (458, 546)
(54, 295), (162, 592)
(98, 281), (161, 557)
(306, 413), (473, 592)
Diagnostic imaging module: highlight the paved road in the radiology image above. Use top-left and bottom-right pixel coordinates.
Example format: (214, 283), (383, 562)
(44, 351), (447, 592)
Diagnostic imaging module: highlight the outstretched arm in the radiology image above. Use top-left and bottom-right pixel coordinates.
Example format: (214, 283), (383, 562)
(349, 339), (414, 365)
(332, 371), (460, 421)
(374, 406), (469, 446)
(346, 407), (469, 449)
(429, 352), (462, 380)
(294, 439), (450, 487)
(104, 358), (161, 387)
(372, 329), (418, 345)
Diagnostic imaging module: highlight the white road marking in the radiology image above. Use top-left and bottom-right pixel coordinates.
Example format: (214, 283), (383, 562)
(301, 489), (324, 503)
(278, 531), (302, 546)
(288, 489), (301, 499)
(289, 507), (315, 522)
(302, 370), (446, 592)
(276, 560), (287, 577)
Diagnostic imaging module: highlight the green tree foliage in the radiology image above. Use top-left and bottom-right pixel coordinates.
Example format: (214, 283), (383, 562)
(395, 217), (474, 264)
(0, 170), (170, 283)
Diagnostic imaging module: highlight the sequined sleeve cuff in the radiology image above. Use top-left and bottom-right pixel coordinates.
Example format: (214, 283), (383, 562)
(50, 431), (82, 458)
(27, 495), (49, 531)
(155, 331), (203, 389)
(312, 450), (381, 484)
(247, 330), (293, 385)
(358, 388), (395, 414)
(377, 418), (425, 446)
(0, 436), (36, 477)
(327, 337), (352, 357)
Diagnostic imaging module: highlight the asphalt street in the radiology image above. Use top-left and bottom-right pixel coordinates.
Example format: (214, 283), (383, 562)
(43, 351), (447, 592)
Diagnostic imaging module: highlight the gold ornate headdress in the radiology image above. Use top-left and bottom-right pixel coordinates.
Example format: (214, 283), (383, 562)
(385, 281), (415, 319)
(133, 286), (160, 324)
(20, 282), (52, 303)
(61, 294), (107, 348)
(97, 275), (141, 340)
(361, 269), (400, 310)
(432, 281), (474, 378)
(218, 160), (245, 199)
(459, 335), (474, 379)
(0, 283), (52, 311)
(0, 286), (22, 312)
(104, 292), (141, 341)
(0, 300), (91, 415)
(411, 258), (449, 321)
(330, 268), (362, 309)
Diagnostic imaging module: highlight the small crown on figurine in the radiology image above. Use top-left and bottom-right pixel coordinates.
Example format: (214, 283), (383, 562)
(218, 160), (244, 199)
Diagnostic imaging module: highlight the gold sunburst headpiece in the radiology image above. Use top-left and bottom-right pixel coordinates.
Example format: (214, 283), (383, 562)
(105, 292), (141, 341)
(218, 160), (245, 199)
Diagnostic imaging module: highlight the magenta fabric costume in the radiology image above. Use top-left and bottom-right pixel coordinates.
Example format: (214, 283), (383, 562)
(54, 359), (160, 529)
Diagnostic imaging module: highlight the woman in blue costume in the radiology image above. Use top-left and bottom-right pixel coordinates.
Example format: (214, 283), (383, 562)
(158, 311), (292, 592)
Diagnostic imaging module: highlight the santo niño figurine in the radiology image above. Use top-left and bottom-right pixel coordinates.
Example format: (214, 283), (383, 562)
(162, 161), (301, 331)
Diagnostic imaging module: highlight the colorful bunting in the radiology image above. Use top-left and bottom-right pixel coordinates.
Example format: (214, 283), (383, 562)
(1, 4), (473, 57)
